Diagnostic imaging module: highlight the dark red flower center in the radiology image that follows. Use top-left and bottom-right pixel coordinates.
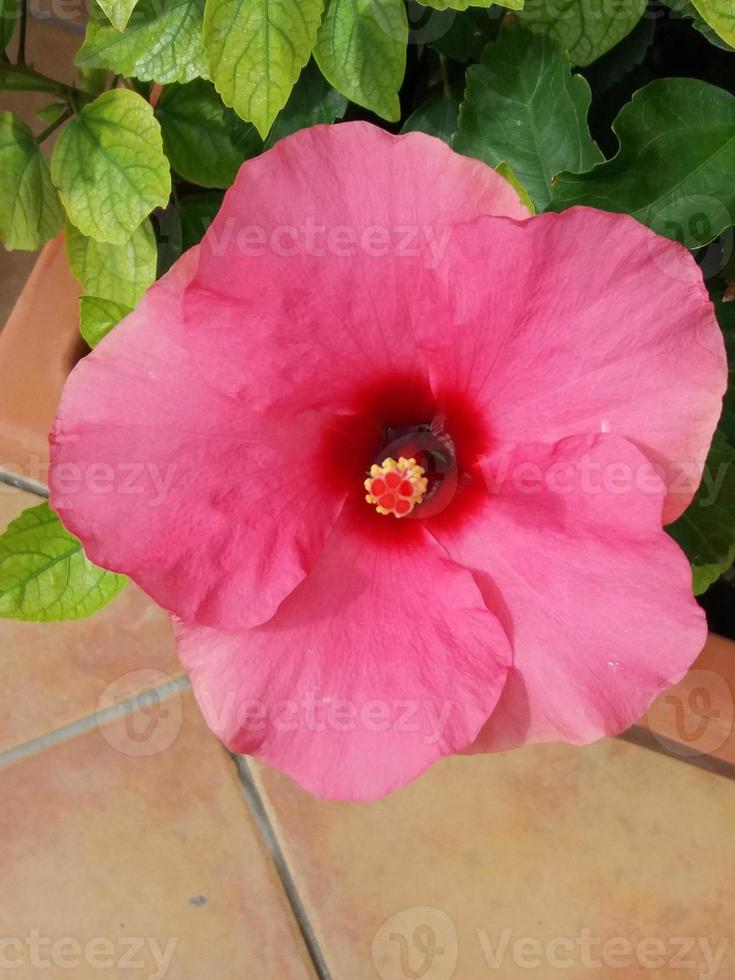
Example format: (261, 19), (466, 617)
(321, 372), (487, 533)
(367, 424), (459, 519)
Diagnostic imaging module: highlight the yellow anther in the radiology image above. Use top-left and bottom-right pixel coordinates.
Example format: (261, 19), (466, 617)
(364, 456), (428, 518)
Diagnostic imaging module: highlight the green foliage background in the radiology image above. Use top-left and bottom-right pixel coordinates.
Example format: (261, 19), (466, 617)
(0, 0), (734, 621)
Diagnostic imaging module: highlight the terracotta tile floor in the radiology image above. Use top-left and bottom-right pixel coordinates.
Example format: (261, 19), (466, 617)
(0, 693), (317, 980)
(2, 16), (735, 976)
(252, 741), (735, 979)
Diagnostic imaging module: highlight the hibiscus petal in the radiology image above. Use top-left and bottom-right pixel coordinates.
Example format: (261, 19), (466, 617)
(174, 500), (512, 800)
(183, 121), (529, 415)
(428, 434), (707, 752)
(50, 251), (373, 630)
(414, 207), (726, 522)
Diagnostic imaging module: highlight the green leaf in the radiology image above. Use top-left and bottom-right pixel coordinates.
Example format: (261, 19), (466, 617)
(550, 79), (735, 249)
(417, 0), (520, 9)
(429, 7), (501, 63)
(518, 0), (646, 66)
(690, 0), (735, 45)
(583, 15), (654, 94)
(51, 88), (170, 245)
(36, 102), (68, 125)
(1, 0), (18, 52)
(454, 22), (601, 211)
(66, 219), (157, 308)
(76, 0), (207, 85)
(713, 286), (735, 447)
(204, 0), (324, 138)
(666, 0), (734, 49)
(668, 431), (735, 595)
(314, 0), (407, 120)
(0, 64), (66, 92)
(0, 112), (64, 251)
(401, 92), (459, 143)
(76, 67), (109, 96)
(157, 79), (261, 187)
(0, 502), (126, 621)
(176, 190), (224, 250)
(496, 161), (535, 214)
(266, 60), (347, 146)
(95, 0), (139, 30)
(79, 295), (132, 346)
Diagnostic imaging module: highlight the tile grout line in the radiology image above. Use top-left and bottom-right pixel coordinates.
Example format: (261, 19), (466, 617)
(0, 662), (332, 977)
(0, 675), (190, 769)
(231, 754), (333, 980)
(0, 468), (49, 498)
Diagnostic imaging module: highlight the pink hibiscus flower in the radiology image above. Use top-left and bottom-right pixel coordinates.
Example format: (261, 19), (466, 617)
(50, 123), (726, 800)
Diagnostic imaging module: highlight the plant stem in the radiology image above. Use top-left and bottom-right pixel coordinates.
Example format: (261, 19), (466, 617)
(17, 0), (28, 64)
(36, 107), (72, 144)
(0, 62), (87, 101)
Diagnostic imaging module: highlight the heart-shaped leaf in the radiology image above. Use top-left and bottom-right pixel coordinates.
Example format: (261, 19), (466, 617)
(77, 0), (208, 85)
(518, 0), (646, 66)
(204, 0), (324, 138)
(0, 112), (63, 250)
(66, 219), (157, 308)
(550, 79), (735, 249)
(314, 0), (407, 120)
(690, 0), (735, 46)
(0, 502), (126, 621)
(455, 22), (601, 210)
(157, 79), (261, 188)
(51, 89), (170, 245)
(79, 295), (132, 347)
